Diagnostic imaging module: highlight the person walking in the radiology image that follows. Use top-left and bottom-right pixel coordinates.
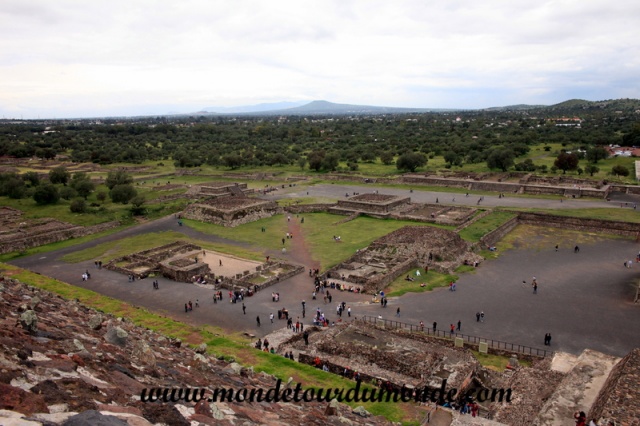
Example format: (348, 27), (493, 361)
(476, 312), (481, 322)
(270, 313), (274, 323)
(347, 306), (351, 317)
(450, 324), (455, 335)
(242, 303), (246, 314)
(256, 316), (261, 327)
(457, 320), (461, 331)
(480, 312), (485, 322)
(533, 279), (538, 294)
(396, 307), (400, 317)
(433, 321), (437, 332)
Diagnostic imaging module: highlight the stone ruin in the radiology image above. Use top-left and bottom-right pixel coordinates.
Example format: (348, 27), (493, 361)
(0, 207), (118, 255)
(324, 226), (482, 294)
(330, 193), (411, 218)
(326, 192), (478, 227)
(182, 184), (278, 227)
(273, 319), (638, 426)
(221, 261), (305, 293)
(104, 241), (210, 282)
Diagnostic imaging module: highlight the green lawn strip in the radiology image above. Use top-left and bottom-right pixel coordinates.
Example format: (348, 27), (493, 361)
(0, 224), (131, 263)
(61, 231), (264, 263)
(275, 196), (338, 206)
(384, 268), (459, 297)
(458, 211), (517, 242)
(182, 216), (288, 252)
(471, 351), (531, 371)
(1, 263), (414, 423)
(501, 206), (640, 223)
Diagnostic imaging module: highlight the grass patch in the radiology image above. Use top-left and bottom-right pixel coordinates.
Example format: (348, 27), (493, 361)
(471, 351), (532, 371)
(61, 231), (263, 263)
(458, 211), (517, 242)
(385, 268), (458, 297)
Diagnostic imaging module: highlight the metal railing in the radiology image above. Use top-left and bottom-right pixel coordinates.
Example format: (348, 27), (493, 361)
(360, 315), (550, 358)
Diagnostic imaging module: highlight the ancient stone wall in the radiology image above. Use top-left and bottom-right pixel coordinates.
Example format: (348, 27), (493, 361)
(0, 220), (119, 255)
(469, 181), (521, 193)
(588, 348), (640, 425)
(222, 263), (304, 291)
(517, 212), (639, 237)
(477, 216), (520, 249)
(284, 204), (337, 214)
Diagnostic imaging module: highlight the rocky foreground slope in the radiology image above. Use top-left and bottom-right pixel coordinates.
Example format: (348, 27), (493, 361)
(0, 276), (393, 425)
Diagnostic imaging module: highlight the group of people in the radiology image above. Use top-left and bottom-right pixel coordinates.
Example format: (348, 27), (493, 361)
(151, 280), (159, 289)
(81, 270), (91, 281)
(183, 299), (199, 312)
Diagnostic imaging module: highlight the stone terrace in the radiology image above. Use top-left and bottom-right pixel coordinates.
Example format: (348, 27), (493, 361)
(324, 226), (481, 294)
(105, 241), (210, 282)
(183, 195), (278, 227)
(330, 193), (410, 217)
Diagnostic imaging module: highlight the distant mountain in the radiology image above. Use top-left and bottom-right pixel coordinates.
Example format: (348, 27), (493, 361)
(483, 104), (547, 111)
(547, 98), (640, 112)
(194, 98), (640, 117)
(201, 101), (307, 114)
(209, 100), (453, 116)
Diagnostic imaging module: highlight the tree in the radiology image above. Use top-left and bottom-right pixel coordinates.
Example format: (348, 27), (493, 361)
(486, 148), (514, 172)
(554, 152), (580, 174)
(222, 154), (243, 169)
(130, 195), (146, 215)
(307, 151), (325, 172)
(396, 152), (427, 172)
(33, 183), (60, 205)
(110, 184), (137, 204)
(297, 157), (307, 170)
(105, 170), (133, 190)
(59, 186), (78, 200)
(380, 151), (395, 165)
(584, 164), (599, 176)
(49, 166), (70, 186)
(322, 152), (340, 171)
(22, 171), (40, 187)
(96, 191), (107, 203)
(70, 173), (95, 199)
(443, 151), (462, 167)
(586, 146), (609, 164)
(612, 165), (629, 177)
(70, 198), (87, 213)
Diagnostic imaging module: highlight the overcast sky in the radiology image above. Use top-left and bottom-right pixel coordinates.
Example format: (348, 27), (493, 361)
(1, 0), (639, 119)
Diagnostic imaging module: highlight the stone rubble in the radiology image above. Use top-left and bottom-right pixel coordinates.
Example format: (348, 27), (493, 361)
(0, 277), (394, 426)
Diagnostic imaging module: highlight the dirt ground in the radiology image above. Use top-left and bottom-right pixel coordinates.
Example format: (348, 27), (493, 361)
(198, 250), (262, 278)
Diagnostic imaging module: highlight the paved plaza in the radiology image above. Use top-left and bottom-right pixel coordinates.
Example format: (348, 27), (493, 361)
(8, 186), (640, 358)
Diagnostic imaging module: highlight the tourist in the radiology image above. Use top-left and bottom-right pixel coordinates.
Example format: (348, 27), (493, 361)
(256, 316), (260, 327)
(396, 307), (400, 317)
(433, 321), (437, 332)
(476, 312), (481, 322)
(480, 311), (485, 322)
(270, 313), (274, 323)
(457, 320), (461, 331)
(574, 411), (587, 426)
(242, 303), (246, 314)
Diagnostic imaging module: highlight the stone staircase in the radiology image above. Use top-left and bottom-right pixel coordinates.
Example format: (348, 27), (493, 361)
(533, 349), (620, 426)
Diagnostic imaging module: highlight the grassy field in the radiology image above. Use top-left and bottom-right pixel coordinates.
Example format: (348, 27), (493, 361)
(61, 231), (265, 263)
(384, 268), (459, 297)
(458, 211), (517, 242)
(183, 213), (454, 271)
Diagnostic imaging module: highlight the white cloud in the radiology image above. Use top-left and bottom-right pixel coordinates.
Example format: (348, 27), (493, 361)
(0, 0), (639, 118)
